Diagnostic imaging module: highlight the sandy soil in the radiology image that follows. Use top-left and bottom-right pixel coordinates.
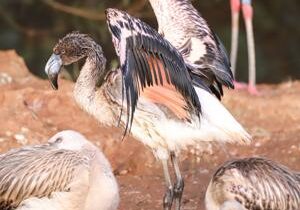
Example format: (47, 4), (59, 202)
(0, 50), (299, 210)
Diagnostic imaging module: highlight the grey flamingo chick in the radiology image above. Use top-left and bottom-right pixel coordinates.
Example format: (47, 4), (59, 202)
(148, 0), (234, 100)
(0, 130), (119, 210)
(205, 157), (300, 210)
(45, 9), (251, 210)
(230, 0), (258, 95)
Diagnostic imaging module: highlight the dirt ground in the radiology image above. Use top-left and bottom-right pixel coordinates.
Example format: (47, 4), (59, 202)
(0, 50), (299, 210)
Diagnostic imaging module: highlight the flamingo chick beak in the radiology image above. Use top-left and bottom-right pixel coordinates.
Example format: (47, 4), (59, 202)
(45, 53), (62, 90)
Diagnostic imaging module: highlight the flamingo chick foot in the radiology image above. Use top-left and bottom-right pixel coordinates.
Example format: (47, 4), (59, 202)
(174, 178), (184, 210)
(163, 187), (174, 210)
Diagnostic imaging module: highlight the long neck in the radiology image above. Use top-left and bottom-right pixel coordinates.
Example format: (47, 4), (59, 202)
(149, 0), (194, 18)
(74, 45), (107, 113)
(149, 0), (193, 42)
(149, 0), (170, 28)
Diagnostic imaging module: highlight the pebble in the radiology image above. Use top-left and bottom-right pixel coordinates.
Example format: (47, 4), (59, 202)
(254, 142), (261, 147)
(0, 72), (13, 85)
(14, 133), (28, 145)
(119, 169), (129, 175)
(5, 131), (12, 137)
(199, 169), (209, 174)
(21, 127), (29, 133)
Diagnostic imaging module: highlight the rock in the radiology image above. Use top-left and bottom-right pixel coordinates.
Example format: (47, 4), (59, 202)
(0, 50), (30, 79)
(14, 133), (27, 145)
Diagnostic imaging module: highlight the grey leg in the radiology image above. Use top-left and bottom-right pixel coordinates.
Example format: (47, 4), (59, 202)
(171, 152), (184, 210)
(162, 159), (174, 210)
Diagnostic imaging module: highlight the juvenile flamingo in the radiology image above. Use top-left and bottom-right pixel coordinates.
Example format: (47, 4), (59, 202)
(45, 9), (251, 210)
(0, 130), (119, 210)
(206, 157), (300, 210)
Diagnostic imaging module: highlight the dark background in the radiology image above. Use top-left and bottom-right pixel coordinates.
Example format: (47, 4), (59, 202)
(0, 0), (299, 83)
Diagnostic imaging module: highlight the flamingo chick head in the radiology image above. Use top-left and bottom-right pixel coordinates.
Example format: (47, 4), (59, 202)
(45, 32), (103, 89)
(48, 130), (93, 151)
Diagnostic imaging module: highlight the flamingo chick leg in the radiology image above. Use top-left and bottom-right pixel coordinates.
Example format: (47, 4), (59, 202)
(162, 159), (174, 210)
(242, 0), (259, 95)
(171, 152), (184, 210)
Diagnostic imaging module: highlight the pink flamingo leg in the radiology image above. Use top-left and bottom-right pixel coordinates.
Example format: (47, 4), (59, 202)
(230, 0), (240, 77)
(242, 1), (259, 95)
(230, 0), (247, 89)
(248, 83), (259, 95)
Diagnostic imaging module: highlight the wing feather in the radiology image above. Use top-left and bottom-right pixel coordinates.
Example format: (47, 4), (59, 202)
(181, 34), (233, 99)
(151, 1), (234, 99)
(107, 10), (202, 135)
(123, 36), (199, 131)
(0, 145), (89, 209)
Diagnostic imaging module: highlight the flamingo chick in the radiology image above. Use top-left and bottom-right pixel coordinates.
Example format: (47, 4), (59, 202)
(0, 130), (119, 210)
(230, 0), (258, 95)
(45, 9), (251, 210)
(205, 157), (300, 210)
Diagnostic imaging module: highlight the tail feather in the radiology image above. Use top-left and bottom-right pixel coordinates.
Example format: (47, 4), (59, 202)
(157, 87), (251, 151)
(195, 87), (251, 145)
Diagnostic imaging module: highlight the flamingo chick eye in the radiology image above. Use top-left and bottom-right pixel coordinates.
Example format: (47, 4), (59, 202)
(55, 137), (63, 143)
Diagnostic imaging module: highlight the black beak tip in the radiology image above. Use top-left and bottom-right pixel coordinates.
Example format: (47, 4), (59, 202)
(48, 74), (59, 90)
(50, 81), (58, 90)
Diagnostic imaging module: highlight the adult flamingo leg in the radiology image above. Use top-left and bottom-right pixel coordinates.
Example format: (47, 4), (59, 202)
(242, 0), (259, 95)
(230, 0), (240, 77)
(230, 0), (247, 89)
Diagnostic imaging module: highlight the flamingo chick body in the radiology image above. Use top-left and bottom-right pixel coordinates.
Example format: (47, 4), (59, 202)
(205, 157), (300, 210)
(45, 10), (251, 209)
(0, 130), (119, 210)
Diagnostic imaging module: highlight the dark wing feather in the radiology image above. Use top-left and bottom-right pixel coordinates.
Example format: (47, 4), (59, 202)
(211, 32), (233, 86)
(214, 33), (232, 79)
(110, 14), (202, 135)
(179, 31), (234, 99)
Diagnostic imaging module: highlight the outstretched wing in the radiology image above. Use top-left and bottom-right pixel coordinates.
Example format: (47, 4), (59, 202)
(106, 9), (202, 135)
(150, 1), (234, 99)
(0, 145), (89, 209)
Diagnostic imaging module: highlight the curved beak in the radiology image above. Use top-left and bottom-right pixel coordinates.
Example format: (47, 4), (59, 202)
(45, 53), (62, 90)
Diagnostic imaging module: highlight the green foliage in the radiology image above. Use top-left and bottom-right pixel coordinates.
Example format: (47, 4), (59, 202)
(0, 0), (299, 83)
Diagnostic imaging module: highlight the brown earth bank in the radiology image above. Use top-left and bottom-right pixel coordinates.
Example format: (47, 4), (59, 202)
(0, 50), (299, 210)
